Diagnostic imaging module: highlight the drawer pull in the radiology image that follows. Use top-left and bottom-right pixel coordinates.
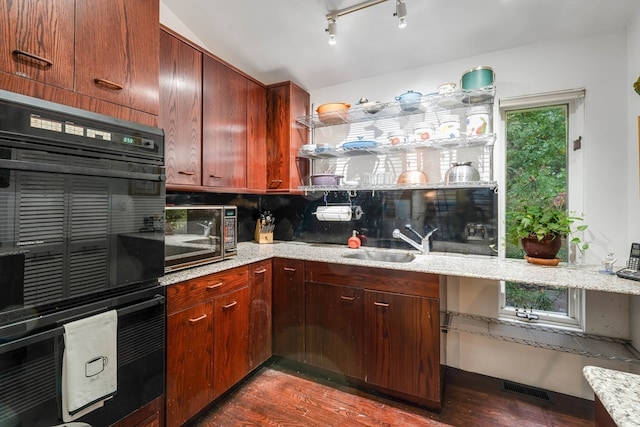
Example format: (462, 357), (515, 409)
(178, 171), (196, 176)
(283, 267), (297, 272)
(207, 282), (223, 290)
(340, 296), (355, 301)
(374, 302), (390, 307)
(222, 301), (237, 309)
(189, 314), (207, 323)
(93, 78), (124, 91)
(12, 49), (53, 68)
(254, 268), (267, 274)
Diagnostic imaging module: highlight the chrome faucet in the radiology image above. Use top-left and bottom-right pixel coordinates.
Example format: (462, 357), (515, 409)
(392, 225), (438, 254)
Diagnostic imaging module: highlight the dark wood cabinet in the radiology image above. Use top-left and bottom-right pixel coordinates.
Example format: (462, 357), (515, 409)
(75, 0), (159, 115)
(246, 79), (268, 191)
(304, 261), (442, 409)
(305, 281), (364, 379)
(202, 56), (248, 189)
(248, 260), (273, 369)
(364, 290), (440, 403)
(159, 29), (203, 187)
(212, 285), (250, 399)
(266, 81), (310, 192)
(166, 301), (213, 427)
(0, 0), (159, 125)
(272, 258), (305, 361)
(165, 266), (249, 427)
(0, 0), (75, 91)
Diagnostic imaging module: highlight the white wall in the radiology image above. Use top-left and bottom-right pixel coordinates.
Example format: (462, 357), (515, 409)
(627, 8), (640, 353)
(312, 27), (639, 399)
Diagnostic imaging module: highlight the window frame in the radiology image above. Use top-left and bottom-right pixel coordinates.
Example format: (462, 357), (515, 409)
(497, 89), (586, 331)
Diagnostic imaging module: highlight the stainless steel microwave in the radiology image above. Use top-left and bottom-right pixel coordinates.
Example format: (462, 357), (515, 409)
(164, 205), (237, 272)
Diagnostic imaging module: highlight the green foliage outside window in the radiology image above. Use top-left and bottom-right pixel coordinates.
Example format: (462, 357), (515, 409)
(505, 105), (569, 311)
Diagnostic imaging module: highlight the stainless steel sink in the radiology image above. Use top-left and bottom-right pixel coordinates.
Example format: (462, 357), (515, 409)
(342, 250), (416, 263)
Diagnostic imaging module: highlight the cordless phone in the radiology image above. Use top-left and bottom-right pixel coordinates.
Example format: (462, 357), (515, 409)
(616, 243), (640, 282)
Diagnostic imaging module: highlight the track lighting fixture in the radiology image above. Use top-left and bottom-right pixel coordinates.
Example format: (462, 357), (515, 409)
(326, 15), (337, 45)
(324, 0), (408, 46)
(395, 0), (407, 28)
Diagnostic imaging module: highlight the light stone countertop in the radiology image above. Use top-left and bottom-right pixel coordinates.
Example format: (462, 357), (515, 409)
(583, 366), (640, 426)
(160, 241), (640, 295)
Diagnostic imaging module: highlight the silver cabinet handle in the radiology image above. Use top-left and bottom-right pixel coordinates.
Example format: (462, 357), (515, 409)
(189, 314), (207, 323)
(374, 302), (390, 307)
(223, 301), (237, 310)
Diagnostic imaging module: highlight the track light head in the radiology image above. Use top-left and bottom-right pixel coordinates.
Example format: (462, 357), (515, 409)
(395, 0), (407, 28)
(326, 16), (337, 45)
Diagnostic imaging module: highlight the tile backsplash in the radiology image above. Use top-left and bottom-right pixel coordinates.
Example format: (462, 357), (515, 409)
(167, 187), (497, 256)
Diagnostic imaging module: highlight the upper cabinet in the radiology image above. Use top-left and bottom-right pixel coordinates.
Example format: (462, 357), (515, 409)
(202, 56), (249, 189)
(161, 28), (308, 194)
(0, 0), (75, 91)
(0, 0), (159, 125)
(266, 81), (310, 192)
(75, 0), (159, 116)
(159, 30), (203, 187)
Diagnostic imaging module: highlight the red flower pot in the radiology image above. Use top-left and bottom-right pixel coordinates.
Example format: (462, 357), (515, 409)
(521, 234), (563, 259)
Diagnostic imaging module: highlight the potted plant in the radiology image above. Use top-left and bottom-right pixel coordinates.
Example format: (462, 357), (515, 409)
(506, 192), (588, 263)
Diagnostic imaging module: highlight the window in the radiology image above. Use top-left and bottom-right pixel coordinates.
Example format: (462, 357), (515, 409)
(498, 89), (585, 330)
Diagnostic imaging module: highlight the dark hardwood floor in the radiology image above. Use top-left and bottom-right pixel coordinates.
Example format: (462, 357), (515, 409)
(192, 361), (594, 427)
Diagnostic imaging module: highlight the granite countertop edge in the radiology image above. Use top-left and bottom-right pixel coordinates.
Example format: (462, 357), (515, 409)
(159, 241), (640, 295)
(583, 366), (640, 426)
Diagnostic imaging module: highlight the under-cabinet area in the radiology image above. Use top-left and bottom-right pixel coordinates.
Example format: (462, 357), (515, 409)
(296, 88), (496, 192)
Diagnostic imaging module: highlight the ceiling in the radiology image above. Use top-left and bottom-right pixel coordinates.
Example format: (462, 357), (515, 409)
(161, 0), (639, 91)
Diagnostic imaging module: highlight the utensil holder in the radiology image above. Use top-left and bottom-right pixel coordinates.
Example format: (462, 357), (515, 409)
(254, 220), (273, 244)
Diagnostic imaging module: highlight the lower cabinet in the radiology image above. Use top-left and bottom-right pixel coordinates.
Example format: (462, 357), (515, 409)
(212, 286), (250, 399)
(165, 266), (249, 427)
(364, 290), (440, 404)
(304, 261), (442, 409)
(248, 260), (273, 369)
(305, 281), (364, 379)
(272, 258), (305, 361)
(166, 301), (213, 427)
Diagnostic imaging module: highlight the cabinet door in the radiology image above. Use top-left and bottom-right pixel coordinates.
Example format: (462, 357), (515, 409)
(202, 56), (247, 189)
(166, 302), (214, 427)
(272, 258), (305, 361)
(305, 281), (364, 379)
(159, 30), (202, 186)
(75, 0), (159, 115)
(266, 81), (309, 191)
(248, 260), (272, 369)
(213, 286), (250, 399)
(364, 290), (440, 402)
(0, 0), (74, 90)
(246, 79), (267, 190)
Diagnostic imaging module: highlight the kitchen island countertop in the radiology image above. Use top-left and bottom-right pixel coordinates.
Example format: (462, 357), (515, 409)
(583, 366), (640, 426)
(160, 241), (640, 295)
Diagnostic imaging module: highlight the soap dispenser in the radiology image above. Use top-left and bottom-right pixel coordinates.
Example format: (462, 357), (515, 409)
(348, 230), (361, 249)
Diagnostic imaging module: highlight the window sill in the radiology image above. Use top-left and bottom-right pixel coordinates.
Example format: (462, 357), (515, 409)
(441, 311), (640, 365)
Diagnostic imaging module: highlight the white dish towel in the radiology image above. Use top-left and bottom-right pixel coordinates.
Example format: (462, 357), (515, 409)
(62, 309), (118, 422)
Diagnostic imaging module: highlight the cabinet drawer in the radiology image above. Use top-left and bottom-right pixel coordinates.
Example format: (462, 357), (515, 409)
(167, 266), (248, 314)
(305, 261), (438, 299)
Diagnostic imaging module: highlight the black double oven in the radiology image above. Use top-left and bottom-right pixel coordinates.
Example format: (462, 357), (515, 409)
(0, 90), (166, 426)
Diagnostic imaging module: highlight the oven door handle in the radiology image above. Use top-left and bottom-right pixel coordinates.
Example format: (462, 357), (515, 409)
(0, 158), (165, 182)
(0, 326), (64, 355)
(0, 294), (165, 355)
